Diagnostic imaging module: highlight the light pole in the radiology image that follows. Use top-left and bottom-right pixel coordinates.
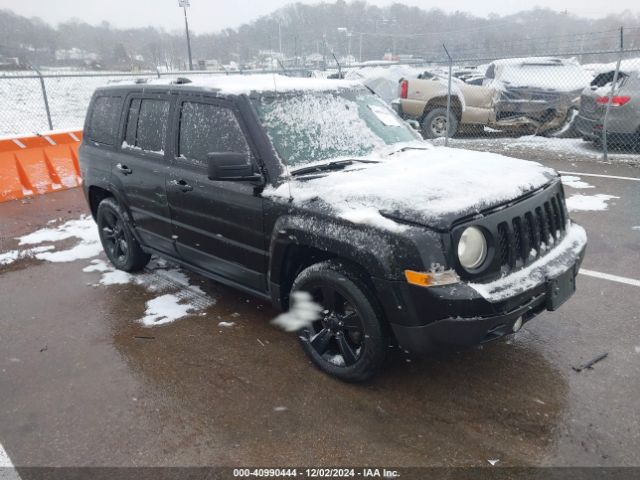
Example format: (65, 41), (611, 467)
(337, 27), (352, 65)
(179, 0), (193, 71)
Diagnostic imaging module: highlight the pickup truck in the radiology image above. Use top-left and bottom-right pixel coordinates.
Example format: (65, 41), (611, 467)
(395, 58), (591, 139)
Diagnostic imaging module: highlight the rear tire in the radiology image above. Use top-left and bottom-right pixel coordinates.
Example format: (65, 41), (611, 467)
(421, 107), (459, 139)
(291, 260), (388, 382)
(96, 197), (150, 272)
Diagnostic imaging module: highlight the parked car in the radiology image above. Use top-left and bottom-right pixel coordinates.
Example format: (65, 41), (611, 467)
(483, 57), (593, 136)
(576, 69), (640, 148)
(79, 74), (587, 382)
(394, 72), (496, 138)
(395, 58), (593, 139)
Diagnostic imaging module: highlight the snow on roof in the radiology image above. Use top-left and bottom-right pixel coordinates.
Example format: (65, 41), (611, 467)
(583, 58), (640, 75)
(143, 74), (363, 95)
(489, 57), (580, 67)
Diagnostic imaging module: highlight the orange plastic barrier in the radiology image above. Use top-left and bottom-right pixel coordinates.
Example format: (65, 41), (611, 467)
(0, 130), (83, 203)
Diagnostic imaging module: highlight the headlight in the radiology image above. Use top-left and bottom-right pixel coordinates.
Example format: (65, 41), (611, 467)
(457, 226), (487, 270)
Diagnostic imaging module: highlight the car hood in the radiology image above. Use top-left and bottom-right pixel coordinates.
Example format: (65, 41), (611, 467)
(266, 145), (558, 231)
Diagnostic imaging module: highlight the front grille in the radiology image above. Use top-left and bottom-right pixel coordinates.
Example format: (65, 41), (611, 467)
(495, 190), (568, 274)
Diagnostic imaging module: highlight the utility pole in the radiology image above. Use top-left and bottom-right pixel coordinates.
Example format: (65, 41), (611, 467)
(179, 0), (193, 70)
(278, 22), (283, 57)
(359, 32), (363, 63)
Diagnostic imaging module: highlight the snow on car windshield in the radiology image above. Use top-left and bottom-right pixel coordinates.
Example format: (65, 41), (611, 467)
(253, 89), (417, 166)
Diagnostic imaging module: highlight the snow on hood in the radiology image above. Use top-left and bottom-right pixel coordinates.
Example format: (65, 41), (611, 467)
(266, 146), (558, 230)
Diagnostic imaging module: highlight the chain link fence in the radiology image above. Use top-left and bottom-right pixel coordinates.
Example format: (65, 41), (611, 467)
(1, 47), (639, 164)
(0, 68), (313, 137)
(388, 46), (640, 163)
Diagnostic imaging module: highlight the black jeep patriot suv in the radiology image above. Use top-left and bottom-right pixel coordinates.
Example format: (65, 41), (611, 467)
(79, 74), (587, 382)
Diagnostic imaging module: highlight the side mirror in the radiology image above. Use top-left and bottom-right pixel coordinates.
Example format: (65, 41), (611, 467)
(207, 153), (262, 182)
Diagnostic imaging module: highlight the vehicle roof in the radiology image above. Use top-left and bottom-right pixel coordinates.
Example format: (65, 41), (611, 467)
(490, 57), (581, 67)
(94, 73), (363, 97)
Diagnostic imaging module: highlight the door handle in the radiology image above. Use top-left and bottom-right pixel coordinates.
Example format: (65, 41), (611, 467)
(170, 179), (193, 192)
(116, 163), (132, 175)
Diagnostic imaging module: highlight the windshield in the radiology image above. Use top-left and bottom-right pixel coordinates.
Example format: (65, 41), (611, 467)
(252, 89), (418, 166)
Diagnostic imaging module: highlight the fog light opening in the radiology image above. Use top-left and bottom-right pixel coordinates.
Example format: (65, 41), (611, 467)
(513, 317), (523, 332)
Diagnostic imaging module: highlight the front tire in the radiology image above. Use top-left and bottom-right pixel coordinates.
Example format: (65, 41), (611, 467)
(96, 197), (150, 272)
(421, 107), (459, 139)
(291, 260), (388, 382)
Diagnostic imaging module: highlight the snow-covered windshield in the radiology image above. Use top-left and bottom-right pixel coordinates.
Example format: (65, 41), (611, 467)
(252, 89), (417, 166)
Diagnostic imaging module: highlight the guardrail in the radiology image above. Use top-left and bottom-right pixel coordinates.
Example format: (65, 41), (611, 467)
(0, 130), (82, 203)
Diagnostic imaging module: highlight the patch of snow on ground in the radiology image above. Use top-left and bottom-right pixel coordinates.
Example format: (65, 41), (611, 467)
(83, 258), (216, 327)
(440, 135), (640, 163)
(561, 175), (594, 189)
(17, 215), (102, 262)
(140, 294), (196, 326)
(566, 194), (619, 212)
(218, 321), (235, 327)
(0, 245), (55, 266)
(272, 291), (323, 332)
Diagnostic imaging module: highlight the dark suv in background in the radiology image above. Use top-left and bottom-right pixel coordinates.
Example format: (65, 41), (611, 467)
(79, 75), (586, 381)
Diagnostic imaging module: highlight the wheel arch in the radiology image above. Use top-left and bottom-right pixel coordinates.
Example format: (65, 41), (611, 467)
(422, 96), (463, 121)
(88, 184), (144, 246)
(268, 217), (399, 310)
(88, 185), (113, 219)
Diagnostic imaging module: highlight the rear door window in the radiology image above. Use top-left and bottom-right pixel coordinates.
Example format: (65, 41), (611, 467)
(88, 96), (122, 145)
(123, 98), (170, 155)
(178, 101), (249, 167)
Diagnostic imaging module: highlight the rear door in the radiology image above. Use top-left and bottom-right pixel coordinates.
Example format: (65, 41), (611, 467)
(111, 94), (175, 255)
(167, 97), (267, 293)
(80, 94), (124, 187)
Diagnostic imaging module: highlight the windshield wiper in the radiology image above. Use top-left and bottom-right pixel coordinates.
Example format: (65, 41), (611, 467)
(290, 159), (378, 176)
(386, 145), (430, 156)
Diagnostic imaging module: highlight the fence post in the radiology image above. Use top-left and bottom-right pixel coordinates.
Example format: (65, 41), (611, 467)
(442, 44), (453, 147)
(602, 27), (624, 162)
(33, 67), (53, 131)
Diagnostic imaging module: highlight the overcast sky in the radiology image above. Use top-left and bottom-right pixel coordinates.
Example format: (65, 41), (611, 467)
(0, 0), (637, 33)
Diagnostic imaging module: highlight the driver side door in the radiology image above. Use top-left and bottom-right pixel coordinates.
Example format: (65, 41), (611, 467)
(166, 97), (267, 294)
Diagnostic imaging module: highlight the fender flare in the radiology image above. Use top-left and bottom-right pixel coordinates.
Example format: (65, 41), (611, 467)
(267, 214), (424, 307)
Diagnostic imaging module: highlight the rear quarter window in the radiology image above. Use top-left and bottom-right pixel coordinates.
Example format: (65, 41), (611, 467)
(87, 95), (122, 145)
(123, 98), (170, 155)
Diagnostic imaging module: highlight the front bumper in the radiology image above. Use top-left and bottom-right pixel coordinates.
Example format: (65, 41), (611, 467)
(374, 225), (586, 354)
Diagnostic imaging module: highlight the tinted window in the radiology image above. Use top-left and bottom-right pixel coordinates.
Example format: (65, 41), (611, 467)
(179, 102), (249, 165)
(124, 98), (141, 146)
(124, 98), (170, 154)
(88, 96), (121, 145)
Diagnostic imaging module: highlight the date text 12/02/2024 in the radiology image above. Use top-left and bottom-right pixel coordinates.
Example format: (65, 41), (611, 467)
(232, 468), (401, 478)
